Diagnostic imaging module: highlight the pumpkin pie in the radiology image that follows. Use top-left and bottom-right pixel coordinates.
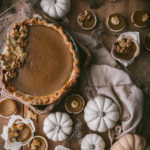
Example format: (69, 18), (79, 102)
(0, 99), (17, 117)
(8, 122), (32, 143)
(106, 13), (126, 32)
(0, 18), (79, 105)
(29, 136), (48, 150)
(77, 10), (97, 30)
(131, 9), (150, 28)
(65, 94), (85, 114)
(112, 37), (140, 60)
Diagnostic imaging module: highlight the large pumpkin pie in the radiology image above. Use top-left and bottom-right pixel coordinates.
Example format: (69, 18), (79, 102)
(0, 18), (79, 105)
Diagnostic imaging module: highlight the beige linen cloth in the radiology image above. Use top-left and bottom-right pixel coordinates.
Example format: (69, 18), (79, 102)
(73, 32), (144, 144)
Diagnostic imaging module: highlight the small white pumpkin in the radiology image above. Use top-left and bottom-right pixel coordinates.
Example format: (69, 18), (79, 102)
(84, 96), (119, 132)
(41, 0), (70, 19)
(43, 112), (73, 141)
(55, 145), (71, 150)
(81, 134), (105, 150)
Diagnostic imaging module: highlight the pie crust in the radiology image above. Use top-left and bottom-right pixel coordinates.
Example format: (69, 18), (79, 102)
(1, 18), (80, 105)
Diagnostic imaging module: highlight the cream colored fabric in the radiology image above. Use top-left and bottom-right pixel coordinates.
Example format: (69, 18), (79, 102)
(74, 32), (144, 144)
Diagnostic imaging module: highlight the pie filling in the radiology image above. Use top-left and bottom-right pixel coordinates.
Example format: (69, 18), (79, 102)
(10, 25), (73, 96)
(108, 14), (126, 30)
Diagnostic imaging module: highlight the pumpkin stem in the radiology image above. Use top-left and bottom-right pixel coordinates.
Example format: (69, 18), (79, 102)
(56, 125), (61, 133)
(99, 111), (105, 117)
(90, 144), (95, 150)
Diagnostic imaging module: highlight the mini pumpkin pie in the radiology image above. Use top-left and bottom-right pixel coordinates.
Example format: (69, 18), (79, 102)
(77, 10), (97, 30)
(0, 18), (79, 105)
(112, 37), (140, 60)
(144, 32), (150, 51)
(8, 122), (32, 143)
(0, 98), (17, 118)
(106, 13), (126, 32)
(65, 94), (85, 114)
(131, 9), (150, 28)
(29, 136), (48, 150)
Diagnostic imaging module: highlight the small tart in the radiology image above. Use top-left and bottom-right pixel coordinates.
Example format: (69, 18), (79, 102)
(65, 94), (85, 114)
(112, 37), (140, 60)
(29, 136), (48, 150)
(0, 99), (17, 118)
(77, 10), (97, 30)
(106, 13), (126, 32)
(1, 18), (79, 105)
(131, 9), (150, 28)
(8, 122), (32, 143)
(144, 32), (150, 51)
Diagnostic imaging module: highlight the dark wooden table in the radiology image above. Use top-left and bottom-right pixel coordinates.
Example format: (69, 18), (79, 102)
(0, 0), (150, 150)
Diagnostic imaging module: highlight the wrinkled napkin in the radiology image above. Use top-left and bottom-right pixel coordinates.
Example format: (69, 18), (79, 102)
(73, 32), (144, 144)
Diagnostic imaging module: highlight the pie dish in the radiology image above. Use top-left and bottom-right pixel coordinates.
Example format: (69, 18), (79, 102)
(131, 9), (150, 28)
(0, 98), (17, 118)
(0, 18), (80, 105)
(106, 13), (126, 32)
(29, 136), (48, 150)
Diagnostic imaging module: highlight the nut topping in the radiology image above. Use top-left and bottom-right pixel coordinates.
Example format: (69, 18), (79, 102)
(114, 38), (133, 55)
(111, 15), (120, 25)
(142, 13), (149, 23)
(29, 138), (41, 150)
(0, 23), (29, 82)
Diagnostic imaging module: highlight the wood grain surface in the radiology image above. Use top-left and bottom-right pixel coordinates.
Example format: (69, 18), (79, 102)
(0, 0), (150, 150)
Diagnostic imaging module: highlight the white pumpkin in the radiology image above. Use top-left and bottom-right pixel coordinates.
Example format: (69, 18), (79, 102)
(84, 96), (119, 132)
(41, 0), (70, 19)
(55, 145), (71, 150)
(43, 112), (73, 141)
(110, 134), (149, 150)
(81, 134), (105, 150)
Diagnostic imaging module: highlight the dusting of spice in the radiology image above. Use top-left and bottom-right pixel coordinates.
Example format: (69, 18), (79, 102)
(144, 32), (150, 50)
(77, 10), (97, 30)
(65, 94), (85, 114)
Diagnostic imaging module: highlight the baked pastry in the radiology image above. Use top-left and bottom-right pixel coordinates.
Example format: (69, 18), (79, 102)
(131, 9), (150, 28)
(106, 13), (126, 32)
(144, 32), (150, 51)
(29, 136), (48, 150)
(8, 122), (32, 143)
(77, 10), (97, 30)
(0, 18), (79, 105)
(112, 37), (140, 60)
(65, 94), (85, 114)
(0, 99), (17, 118)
